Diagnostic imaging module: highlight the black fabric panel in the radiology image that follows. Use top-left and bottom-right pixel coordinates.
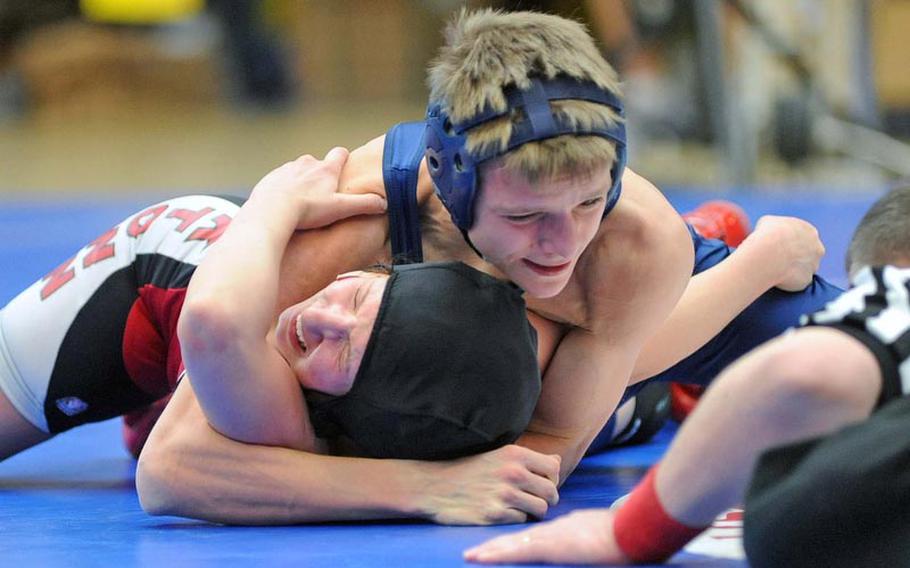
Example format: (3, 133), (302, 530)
(744, 396), (910, 568)
(134, 253), (198, 289)
(210, 194), (247, 208)
(43, 252), (198, 433)
(45, 267), (150, 432)
(825, 323), (903, 407)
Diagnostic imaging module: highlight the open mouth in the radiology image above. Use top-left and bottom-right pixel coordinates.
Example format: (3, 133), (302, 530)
(522, 259), (571, 276)
(295, 315), (309, 353)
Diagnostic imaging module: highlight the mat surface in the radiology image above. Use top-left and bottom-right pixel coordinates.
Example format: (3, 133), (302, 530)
(0, 191), (877, 566)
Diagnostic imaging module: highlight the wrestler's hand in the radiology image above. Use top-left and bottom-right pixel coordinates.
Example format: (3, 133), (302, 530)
(417, 445), (561, 525)
(251, 147), (387, 230)
(746, 215), (824, 292)
(464, 508), (632, 565)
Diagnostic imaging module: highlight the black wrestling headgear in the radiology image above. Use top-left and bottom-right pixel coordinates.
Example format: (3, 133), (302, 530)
(306, 262), (541, 460)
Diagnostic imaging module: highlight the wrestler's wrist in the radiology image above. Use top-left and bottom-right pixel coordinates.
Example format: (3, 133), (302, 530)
(612, 465), (708, 564)
(728, 236), (782, 291)
(233, 196), (300, 242)
(396, 459), (441, 521)
(246, 189), (304, 222)
(405, 459), (487, 525)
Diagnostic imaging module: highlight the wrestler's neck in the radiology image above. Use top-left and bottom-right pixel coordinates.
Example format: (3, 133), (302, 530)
(420, 192), (499, 270)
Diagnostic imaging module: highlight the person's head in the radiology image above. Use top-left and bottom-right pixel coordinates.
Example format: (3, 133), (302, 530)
(275, 261), (541, 461)
(425, 9), (626, 298)
(275, 268), (389, 396)
(846, 185), (910, 278)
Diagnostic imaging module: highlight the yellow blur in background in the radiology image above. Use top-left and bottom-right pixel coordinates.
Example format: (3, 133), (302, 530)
(0, 0), (908, 197)
(80, 0), (205, 24)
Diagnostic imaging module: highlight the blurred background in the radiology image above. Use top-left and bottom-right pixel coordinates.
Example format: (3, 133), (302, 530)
(0, 0), (908, 198)
(2, 6), (904, 561)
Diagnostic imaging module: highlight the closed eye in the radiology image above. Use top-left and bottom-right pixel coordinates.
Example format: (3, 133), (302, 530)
(352, 283), (365, 311)
(579, 197), (604, 208)
(503, 212), (542, 223)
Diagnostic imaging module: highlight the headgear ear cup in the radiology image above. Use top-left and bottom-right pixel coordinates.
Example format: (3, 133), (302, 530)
(425, 105), (480, 229)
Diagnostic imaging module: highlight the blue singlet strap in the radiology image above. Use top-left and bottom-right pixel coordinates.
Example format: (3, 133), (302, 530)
(382, 121), (427, 264)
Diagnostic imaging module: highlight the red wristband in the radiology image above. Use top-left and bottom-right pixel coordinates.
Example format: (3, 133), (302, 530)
(612, 466), (708, 564)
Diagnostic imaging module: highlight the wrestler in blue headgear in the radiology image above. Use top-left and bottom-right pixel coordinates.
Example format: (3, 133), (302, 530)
(427, 13), (627, 240)
(382, 9), (628, 264)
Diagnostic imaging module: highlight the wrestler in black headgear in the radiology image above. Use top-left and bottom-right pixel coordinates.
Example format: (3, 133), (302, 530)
(306, 262), (541, 460)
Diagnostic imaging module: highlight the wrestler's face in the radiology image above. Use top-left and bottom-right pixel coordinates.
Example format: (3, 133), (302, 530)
(274, 272), (387, 396)
(468, 164), (611, 298)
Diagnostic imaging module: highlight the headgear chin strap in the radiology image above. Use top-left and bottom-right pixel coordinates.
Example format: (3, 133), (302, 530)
(425, 75), (628, 231)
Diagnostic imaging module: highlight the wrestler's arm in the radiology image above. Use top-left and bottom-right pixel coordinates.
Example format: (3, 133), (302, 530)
(464, 326), (882, 565)
(627, 171), (826, 381)
(272, 135), (393, 310)
(517, 328), (636, 482)
(147, 143), (562, 525)
(518, 199), (694, 481)
(136, 379), (560, 525)
(179, 150), (386, 449)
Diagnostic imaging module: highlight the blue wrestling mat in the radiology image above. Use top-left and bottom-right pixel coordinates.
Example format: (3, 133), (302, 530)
(0, 189), (882, 567)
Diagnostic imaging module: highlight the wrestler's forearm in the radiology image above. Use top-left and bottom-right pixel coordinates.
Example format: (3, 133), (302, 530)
(181, 183), (386, 445)
(140, 435), (427, 525)
(178, 191), (314, 445)
(632, 238), (780, 381)
(518, 329), (635, 483)
(274, 215), (388, 311)
(265, 135), (394, 311)
(183, 182), (310, 333)
(139, 384), (560, 525)
(651, 329), (880, 527)
(137, 385), (428, 524)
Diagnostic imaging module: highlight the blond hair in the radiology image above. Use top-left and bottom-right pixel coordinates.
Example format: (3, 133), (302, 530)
(427, 9), (623, 183)
(847, 185), (910, 277)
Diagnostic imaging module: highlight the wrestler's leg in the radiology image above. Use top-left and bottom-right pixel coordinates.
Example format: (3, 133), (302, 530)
(586, 381), (671, 454)
(0, 388), (51, 461)
(0, 196), (241, 461)
(653, 211), (841, 389)
(657, 327), (880, 527)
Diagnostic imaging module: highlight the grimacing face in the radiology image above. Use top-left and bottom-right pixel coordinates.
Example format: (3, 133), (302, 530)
(468, 163), (613, 298)
(274, 271), (387, 396)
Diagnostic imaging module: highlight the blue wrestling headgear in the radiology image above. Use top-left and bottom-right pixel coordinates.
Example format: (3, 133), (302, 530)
(425, 75), (628, 231)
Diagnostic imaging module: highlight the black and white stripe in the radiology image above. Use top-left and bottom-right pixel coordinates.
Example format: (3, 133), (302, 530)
(802, 265), (910, 400)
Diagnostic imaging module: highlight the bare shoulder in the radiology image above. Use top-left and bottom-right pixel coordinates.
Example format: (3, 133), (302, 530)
(597, 169), (691, 262)
(573, 169), (693, 333)
(337, 134), (437, 205)
(337, 135), (387, 197)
